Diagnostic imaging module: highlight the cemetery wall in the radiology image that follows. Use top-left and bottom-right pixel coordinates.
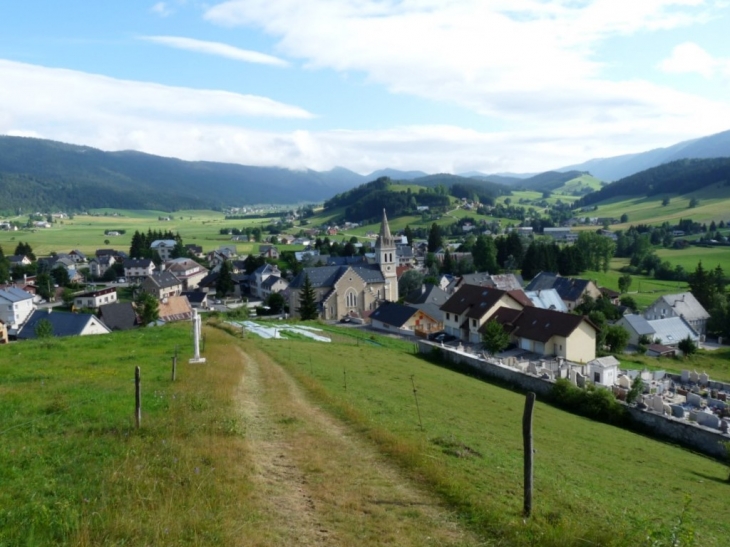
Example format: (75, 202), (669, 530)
(419, 341), (730, 460)
(417, 341), (553, 397)
(627, 407), (728, 459)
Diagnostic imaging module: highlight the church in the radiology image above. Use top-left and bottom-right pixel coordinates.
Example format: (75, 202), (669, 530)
(288, 210), (399, 320)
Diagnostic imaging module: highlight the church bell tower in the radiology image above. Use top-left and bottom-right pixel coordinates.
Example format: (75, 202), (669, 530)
(376, 209), (398, 302)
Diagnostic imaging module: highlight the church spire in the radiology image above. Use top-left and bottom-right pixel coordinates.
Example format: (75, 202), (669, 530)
(379, 208), (393, 245)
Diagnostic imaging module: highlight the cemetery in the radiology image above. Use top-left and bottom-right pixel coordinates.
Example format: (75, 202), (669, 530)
(420, 340), (730, 459)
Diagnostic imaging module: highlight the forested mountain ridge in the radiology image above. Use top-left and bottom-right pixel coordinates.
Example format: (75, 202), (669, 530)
(0, 136), (364, 212)
(558, 128), (730, 181)
(575, 157), (730, 207)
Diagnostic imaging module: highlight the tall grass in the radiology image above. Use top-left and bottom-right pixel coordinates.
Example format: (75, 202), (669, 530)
(0, 325), (253, 546)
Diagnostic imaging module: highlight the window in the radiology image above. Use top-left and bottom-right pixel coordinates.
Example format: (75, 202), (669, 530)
(346, 291), (357, 308)
(472, 319), (477, 327)
(594, 372), (601, 383)
(446, 313), (450, 321)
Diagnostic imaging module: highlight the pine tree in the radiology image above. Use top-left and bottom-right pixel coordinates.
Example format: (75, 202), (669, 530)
(298, 273), (319, 320)
(216, 260), (235, 297)
(473, 235), (498, 273)
(129, 230), (146, 258)
(428, 223), (442, 253)
(688, 261), (715, 310)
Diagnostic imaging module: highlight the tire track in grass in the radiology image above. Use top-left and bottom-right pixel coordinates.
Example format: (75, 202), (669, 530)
(237, 344), (482, 547)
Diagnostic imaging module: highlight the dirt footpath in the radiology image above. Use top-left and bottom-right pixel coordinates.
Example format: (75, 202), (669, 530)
(235, 345), (483, 547)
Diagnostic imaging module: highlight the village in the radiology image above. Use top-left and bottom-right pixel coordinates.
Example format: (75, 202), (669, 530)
(1, 208), (728, 458)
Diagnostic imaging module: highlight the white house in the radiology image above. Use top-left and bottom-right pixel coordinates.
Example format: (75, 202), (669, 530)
(0, 287), (36, 330)
(150, 240), (177, 261)
(73, 287), (118, 309)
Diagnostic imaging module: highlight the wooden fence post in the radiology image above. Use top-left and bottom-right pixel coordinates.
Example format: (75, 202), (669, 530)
(523, 391), (536, 517)
(135, 366), (141, 429)
(171, 355), (177, 381)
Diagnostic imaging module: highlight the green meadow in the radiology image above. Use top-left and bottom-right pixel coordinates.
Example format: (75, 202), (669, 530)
(256, 329), (730, 546)
(590, 182), (730, 228)
(4, 320), (729, 546)
(0, 209), (271, 256)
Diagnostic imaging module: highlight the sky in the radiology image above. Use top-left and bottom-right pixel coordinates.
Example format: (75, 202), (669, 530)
(1, 0), (730, 176)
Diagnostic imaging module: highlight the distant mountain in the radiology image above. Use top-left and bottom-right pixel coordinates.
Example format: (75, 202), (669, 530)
(558, 129), (730, 182)
(575, 157), (730, 207)
(0, 137), (365, 212)
(365, 168), (429, 181)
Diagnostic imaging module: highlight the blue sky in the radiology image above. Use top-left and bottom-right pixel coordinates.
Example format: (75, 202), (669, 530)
(1, 0), (730, 175)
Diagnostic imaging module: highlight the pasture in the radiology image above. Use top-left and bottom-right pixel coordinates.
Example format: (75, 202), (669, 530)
(256, 329), (730, 546)
(0, 209), (271, 256)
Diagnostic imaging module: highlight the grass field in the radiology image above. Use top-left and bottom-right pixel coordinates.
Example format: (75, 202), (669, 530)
(0, 210), (271, 256)
(3, 320), (730, 546)
(591, 182), (730, 228)
(0, 324), (254, 546)
(257, 328), (730, 546)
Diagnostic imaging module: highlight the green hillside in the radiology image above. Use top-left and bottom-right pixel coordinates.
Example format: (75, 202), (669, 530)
(0, 136), (363, 213)
(587, 182), (730, 227)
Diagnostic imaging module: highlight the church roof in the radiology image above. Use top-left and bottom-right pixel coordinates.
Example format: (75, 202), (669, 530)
(376, 209), (394, 247)
(289, 265), (384, 290)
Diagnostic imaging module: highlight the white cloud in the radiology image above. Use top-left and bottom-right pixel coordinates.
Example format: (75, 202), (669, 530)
(202, 0), (724, 124)
(151, 2), (173, 17)
(1, 59), (727, 174)
(0, 60), (313, 124)
(140, 35), (289, 67)
(659, 41), (730, 78)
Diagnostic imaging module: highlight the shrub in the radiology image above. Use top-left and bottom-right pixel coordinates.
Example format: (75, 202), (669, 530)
(550, 378), (629, 426)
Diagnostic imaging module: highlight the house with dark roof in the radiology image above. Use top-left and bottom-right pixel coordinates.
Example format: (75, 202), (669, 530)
(140, 271), (183, 300)
(124, 258), (155, 283)
(98, 302), (138, 331)
(164, 258), (208, 290)
(403, 283), (449, 323)
(89, 255), (116, 279)
(7, 255), (32, 267)
(259, 244), (280, 259)
(487, 306), (598, 363)
(524, 272), (601, 311)
(440, 284), (533, 344)
(447, 272), (524, 294)
(181, 291), (209, 309)
(643, 292), (710, 335)
(18, 309), (111, 340)
(370, 301), (441, 336)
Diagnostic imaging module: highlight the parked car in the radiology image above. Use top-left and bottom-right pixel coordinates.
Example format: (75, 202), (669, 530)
(428, 331), (457, 343)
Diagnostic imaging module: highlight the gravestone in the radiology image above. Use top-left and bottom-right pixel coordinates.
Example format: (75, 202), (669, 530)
(641, 370), (653, 382)
(653, 370), (666, 381)
(695, 411), (720, 429)
(618, 375), (632, 389)
(670, 405), (685, 418)
(686, 392), (703, 407)
(681, 370), (690, 383)
(707, 398), (726, 411)
(721, 420), (729, 434)
(576, 372), (585, 389)
(527, 362), (539, 375)
(689, 370), (700, 383)
(663, 403), (672, 416)
(649, 395), (664, 413)
(699, 372), (709, 385)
